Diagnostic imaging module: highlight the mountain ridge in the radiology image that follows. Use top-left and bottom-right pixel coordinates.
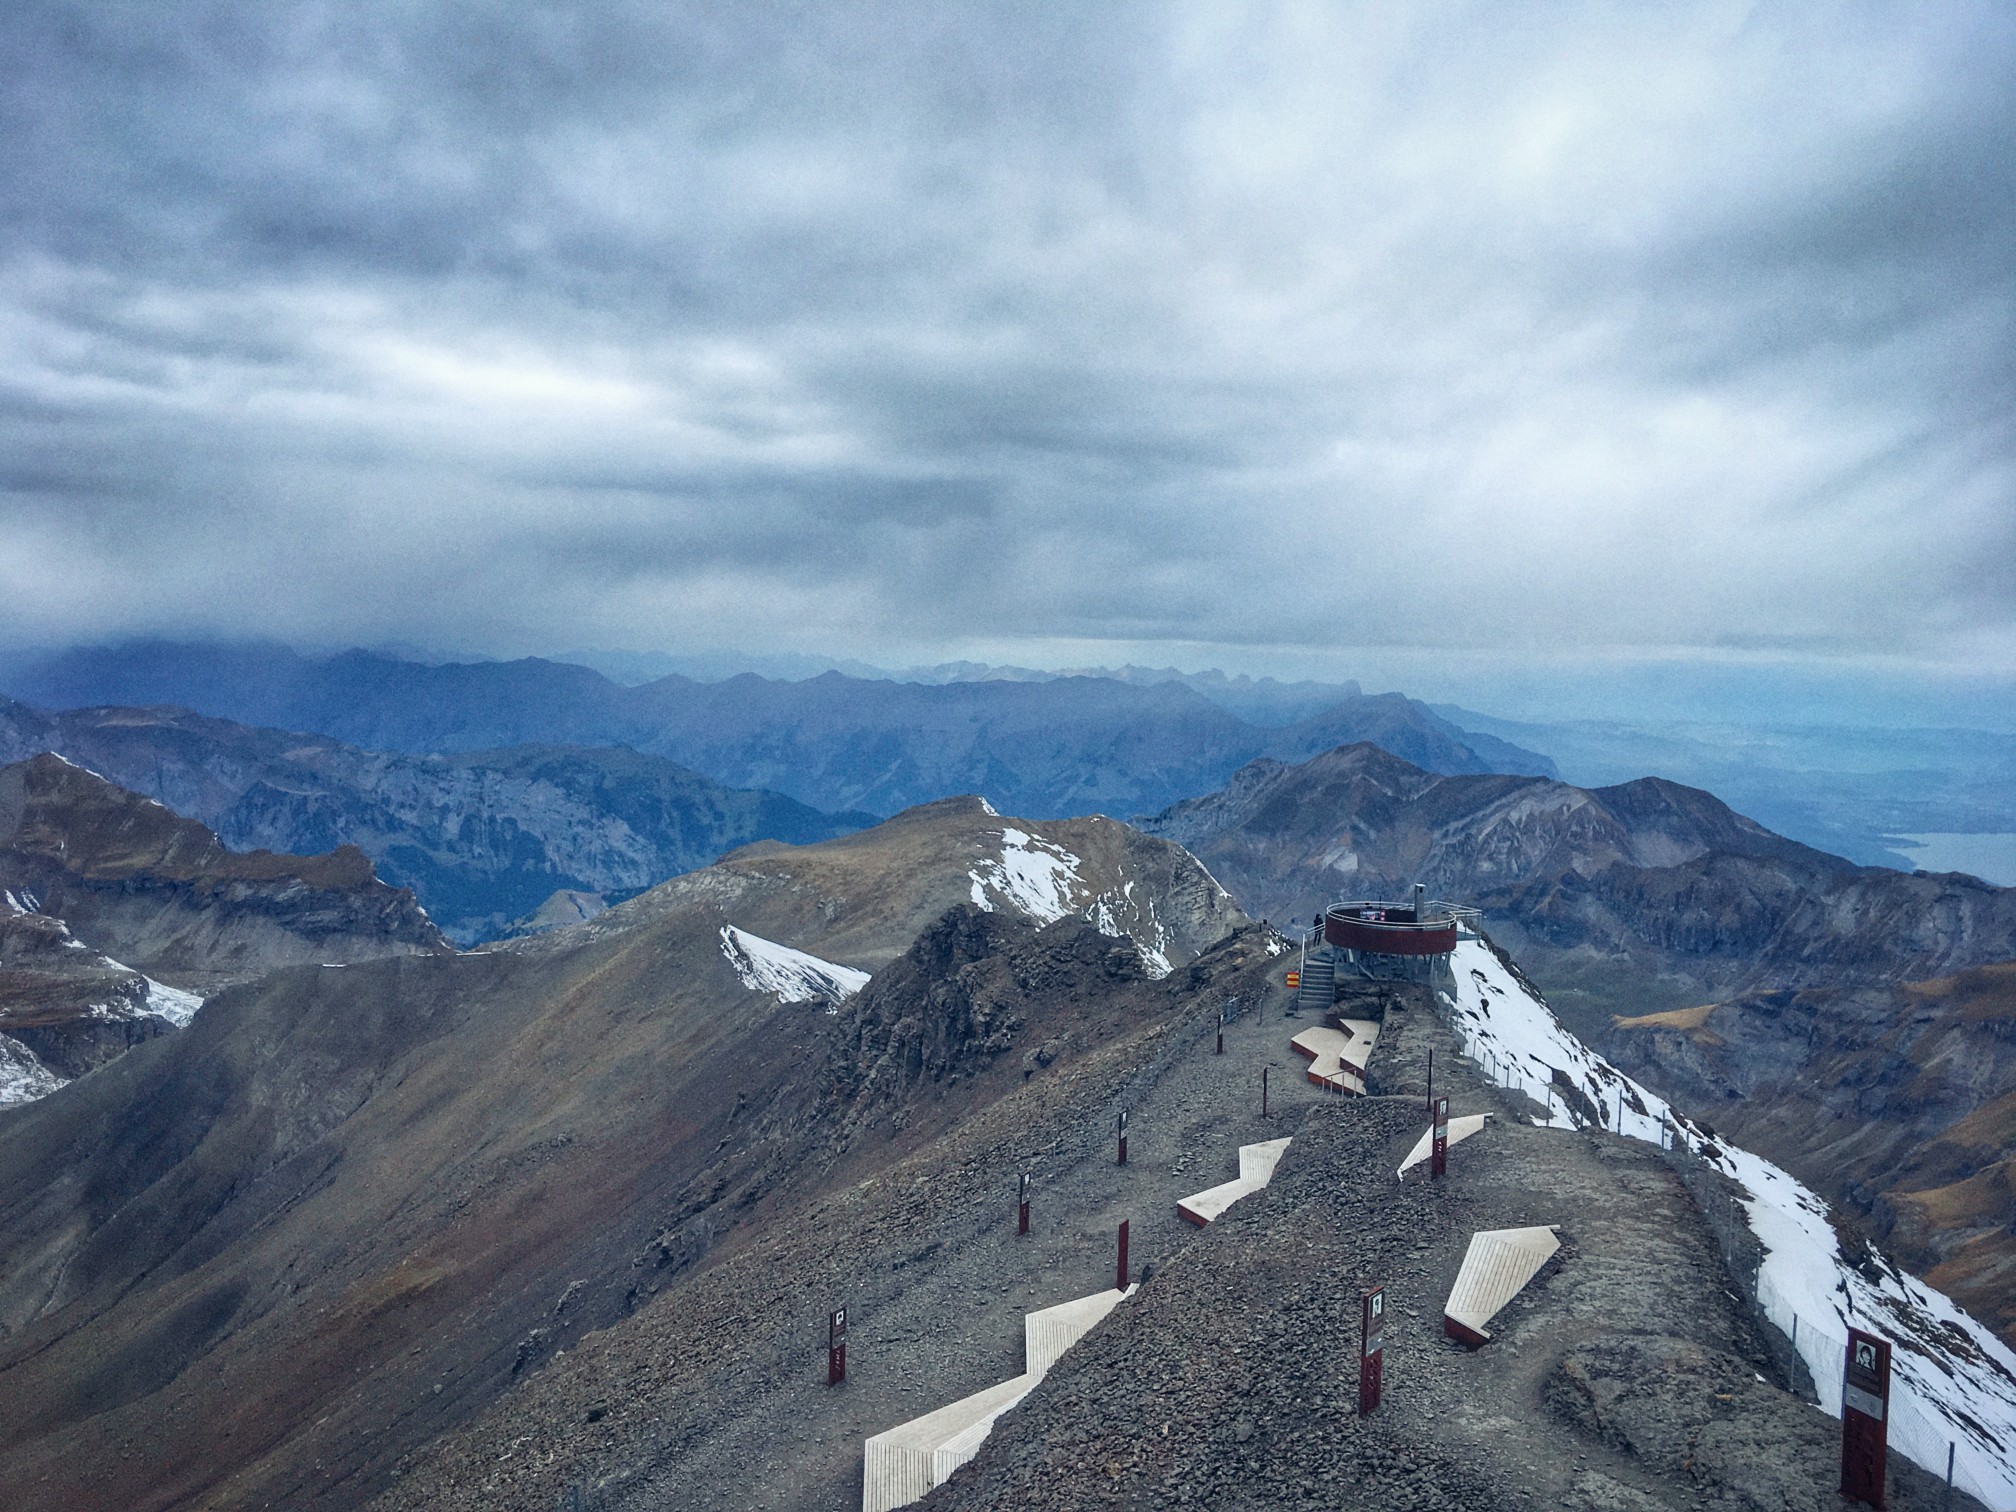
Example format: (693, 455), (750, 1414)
(0, 641), (1558, 820)
(0, 699), (874, 942)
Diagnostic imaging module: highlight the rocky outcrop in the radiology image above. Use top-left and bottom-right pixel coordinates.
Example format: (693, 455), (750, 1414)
(0, 902), (186, 1096)
(823, 906), (1152, 1139)
(0, 753), (446, 993)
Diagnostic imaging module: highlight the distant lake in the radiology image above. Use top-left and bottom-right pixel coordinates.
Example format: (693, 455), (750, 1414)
(1898, 833), (2016, 887)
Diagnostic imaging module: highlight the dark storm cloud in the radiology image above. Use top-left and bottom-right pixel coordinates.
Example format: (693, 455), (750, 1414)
(2, 1), (2014, 675)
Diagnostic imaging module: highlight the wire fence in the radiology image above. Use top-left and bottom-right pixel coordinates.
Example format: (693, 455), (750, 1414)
(1439, 986), (2010, 1509)
(1752, 1271), (2008, 1510)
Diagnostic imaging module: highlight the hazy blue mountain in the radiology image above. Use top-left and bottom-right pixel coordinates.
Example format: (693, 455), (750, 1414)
(1, 642), (1559, 821)
(1434, 704), (2016, 872)
(0, 701), (872, 943)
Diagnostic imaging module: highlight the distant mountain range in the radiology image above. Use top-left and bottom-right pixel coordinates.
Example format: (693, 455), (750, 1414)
(0, 641), (1556, 818)
(1434, 703), (2016, 872)
(563, 649), (1380, 725)
(0, 700), (873, 943)
(1141, 741), (2016, 1034)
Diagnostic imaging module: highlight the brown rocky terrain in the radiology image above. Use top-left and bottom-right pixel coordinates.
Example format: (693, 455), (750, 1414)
(0, 752), (447, 992)
(0, 796), (1244, 1511)
(1605, 960), (2016, 1347)
(0, 754), (448, 1096)
(0, 902), (179, 1089)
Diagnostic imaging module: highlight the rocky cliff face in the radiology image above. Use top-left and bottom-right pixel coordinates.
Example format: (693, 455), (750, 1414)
(1604, 962), (2016, 1346)
(0, 700), (871, 942)
(0, 753), (446, 993)
(0, 899), (196, 1095)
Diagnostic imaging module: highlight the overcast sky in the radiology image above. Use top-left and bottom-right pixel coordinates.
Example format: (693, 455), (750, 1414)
(2, 2), (2012, 716)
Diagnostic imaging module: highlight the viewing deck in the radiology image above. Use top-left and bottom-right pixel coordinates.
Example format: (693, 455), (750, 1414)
(1322, 899), (1474, 957)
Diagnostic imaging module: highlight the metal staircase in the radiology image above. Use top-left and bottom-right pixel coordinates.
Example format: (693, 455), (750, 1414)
(1293, 944), (1336, 1015)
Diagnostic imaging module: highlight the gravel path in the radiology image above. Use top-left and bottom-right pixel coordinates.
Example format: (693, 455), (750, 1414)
(376, 957), (1980, 1512)
(929, 993), (1981, 1512)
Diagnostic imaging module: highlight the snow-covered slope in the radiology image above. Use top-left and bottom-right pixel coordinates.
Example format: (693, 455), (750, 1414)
(1444, 935), (2016, 1509)
(966, 822), (1202, 977)
(720, 925), (870, 1009)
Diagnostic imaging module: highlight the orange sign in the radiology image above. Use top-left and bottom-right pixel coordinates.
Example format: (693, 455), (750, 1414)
(1286, 970), (1301, 989)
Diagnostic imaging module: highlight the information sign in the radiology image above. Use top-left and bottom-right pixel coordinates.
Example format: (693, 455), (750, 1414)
(828, 1306), (847, 1387)
(1359, 1287), (1385, 1415)
(1840, 1328), (1890, 1508)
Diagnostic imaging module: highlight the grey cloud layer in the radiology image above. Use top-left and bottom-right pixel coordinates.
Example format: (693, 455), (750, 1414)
(2, 1), (2012, 668)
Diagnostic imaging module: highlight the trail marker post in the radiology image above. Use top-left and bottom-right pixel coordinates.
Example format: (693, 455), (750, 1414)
(1018, 1172), (1031, 1236)
(1117, 1220), (1130, 1290)
(827, 1305), (847, 1387)
(1262, 1066), (1269, 1118)
(1217, 1002), (1225, 1056)
(1425, 1049), (1434, 1117)
(1840, 1328), (1891, 1508)
(1117, 1108), (1129, 1166)
(1358, 1286), (1385, 1416)
(1431, 1096), (1450, 1179)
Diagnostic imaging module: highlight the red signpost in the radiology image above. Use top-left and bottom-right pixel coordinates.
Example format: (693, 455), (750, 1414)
(1359, 1286), (1385, 1416)
(1431, 1095), (1450, 1179)
(1840, 1328), (1892, 1508)
(1117, 1108), (1129, 1166)
(1116, 1219), (1130, 1291)
(828, 1306), (847, 1386)
(1018, 1172), (1030, 1236)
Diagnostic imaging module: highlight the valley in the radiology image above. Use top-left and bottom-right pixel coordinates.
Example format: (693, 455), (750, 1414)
(0, 658), (2010, 1511)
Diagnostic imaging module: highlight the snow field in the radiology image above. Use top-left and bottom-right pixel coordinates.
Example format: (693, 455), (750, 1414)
(1444, 936), (2016, 1510)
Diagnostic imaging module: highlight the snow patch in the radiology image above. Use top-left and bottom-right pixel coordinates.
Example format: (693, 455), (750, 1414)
(144, 979), (205, 1027)
(720, 925), (870, 1010)
(1444, 936), (2016, 1510)
(969, 827), (1184, 978)
(0, 1034), (66, 1107)
(968, 828), (1082, 925)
